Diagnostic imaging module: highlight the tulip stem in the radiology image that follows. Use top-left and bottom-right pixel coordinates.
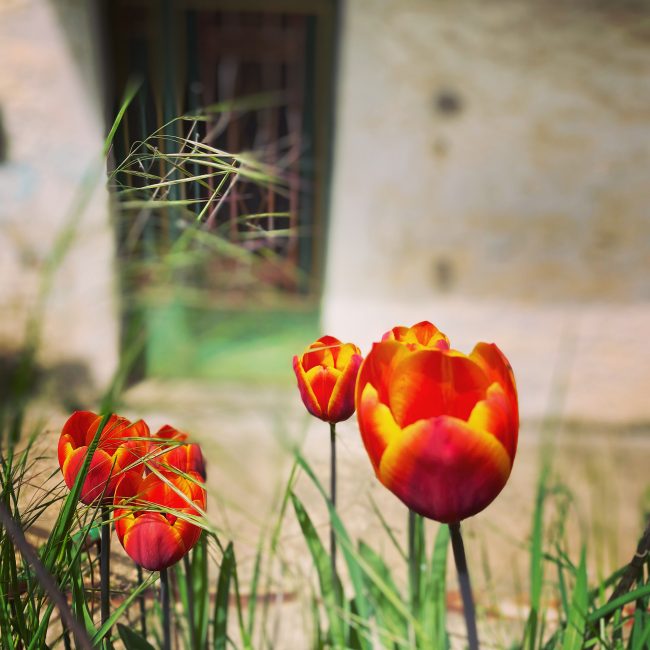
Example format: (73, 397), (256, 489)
(329, 422), (337, 578)
(183, 554), (196, 649)
(408, 509), (419, 615)
(137, 563), (147, 638)
(160, 567), (171, 650)
(100, 506), (111, 631)
(449, 522), (479, 650)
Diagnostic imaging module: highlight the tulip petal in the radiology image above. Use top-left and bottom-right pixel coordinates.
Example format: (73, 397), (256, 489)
(471, 343), (518, 428)
(468, 383), (518, 461)
(357, 383), (403, 473)
(293, 356), (323, 418)
(327, 353), (362, 422)
(58, 411), (99, 468)
(334, 343), (360, 370)
(301, 337), (337, 371)
(355, 340), (410, 408)
(306, 365), (340, 415)
(122, 512), (187, 571)
(378, 415), (511, 523)
(62, 446), (117, 504)
(383, 321), (450, 350)
(388, 350), (490, 428)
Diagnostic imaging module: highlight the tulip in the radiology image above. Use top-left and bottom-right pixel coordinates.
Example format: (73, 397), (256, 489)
(113, 469), (206, 572)
(293, 336), (363, 423)
(293, 335), (363, 575)
(149, 425), (206, 480)
(382, 320), (450, 351)
(58, 411), (150, 504)
(355, 334), (518, 524)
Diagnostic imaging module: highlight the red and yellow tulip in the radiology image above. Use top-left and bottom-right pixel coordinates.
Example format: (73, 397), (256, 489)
(382, 320), (450, 351)
(149, 425), (206, 480)
(293, 335), (363, 423)
(113, 469), (206, 571)
(356, 322), (518, 523)
(58, 411), (150, 504)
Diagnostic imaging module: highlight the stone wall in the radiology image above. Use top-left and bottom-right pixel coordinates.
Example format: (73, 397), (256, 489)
(323, 0), (650, 421)
(0, 0), (117, 391)
(326, 0), (650, 305)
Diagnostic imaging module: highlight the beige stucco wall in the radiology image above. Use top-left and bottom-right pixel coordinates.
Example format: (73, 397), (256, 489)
(324, 0), (650, 421)
(0, 0), (118, 390)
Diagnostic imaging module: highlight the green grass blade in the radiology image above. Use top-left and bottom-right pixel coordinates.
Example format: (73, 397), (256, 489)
(422, 524), (450, 649)
(91, 573), (157, 645)
(67, 546), (97, 639)
(589, 583), (650, 623)
(295, 450), (419, 648)
(104, 80), (140, 157)
(358, 541), (409, 648)
(525, 466), (548, 650)
(191, 535), (210, 649)
(291, 492), (345, 647)
(246, 541), (263, 640)
(117, 623), (156, 650)
(213, 542), (235, 650)
(562, 548), (588, 650)
(368, 496), (406, 562)
(630, 606), (650, 650)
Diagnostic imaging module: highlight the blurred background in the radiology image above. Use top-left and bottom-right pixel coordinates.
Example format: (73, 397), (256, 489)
(1, 0), (649, 639)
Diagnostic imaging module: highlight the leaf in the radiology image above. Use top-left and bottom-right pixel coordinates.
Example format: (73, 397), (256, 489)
(246, 541), (263, 640)
(294, 451), (418, 648)
(588, 583), (650, 623)
(91, 573), (157, 645)
(562, 548), (588, 650)
(191, 535), (210, 649)
(358, 541), (409, 648)
(213, 542), (235, 650)
(421, 524), (450, 649)
(524, 466), (548, 650)
(291, 492), (345, 647)
(117, 623), (156, 650)
(67, 546), (97, 638)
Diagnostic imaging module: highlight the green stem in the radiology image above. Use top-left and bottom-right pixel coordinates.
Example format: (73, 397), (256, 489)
(329, 422), (337, 578)
(408, 509), (418, 613)
(161, 567), (171, 650)
(137, 563), (147, 639)
(449, 522), (479, 650)
(100, 506), (111, 631)
(183, 554), (196, 649)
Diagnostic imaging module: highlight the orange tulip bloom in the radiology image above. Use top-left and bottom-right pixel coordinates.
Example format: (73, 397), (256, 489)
(113, 469), (206, 571)
(58, 411), (150, 504)
(149, 425), (206, 480)
(382, 320), (450, 351)
(356, 327), (518, 523)
(293, 335), (363, 423)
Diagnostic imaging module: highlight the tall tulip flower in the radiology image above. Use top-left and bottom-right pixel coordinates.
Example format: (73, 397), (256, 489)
(58, 411), (150, 504)
(149, 425), (207, 480)
(293, 335), (363, 424)
(293, 335), (363, 574)
(356, 322), (518, 649)
(113, 469), (206, 572)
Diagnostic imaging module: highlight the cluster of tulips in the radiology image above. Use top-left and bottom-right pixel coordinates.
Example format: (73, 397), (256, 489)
(293, 320), (519, 649)
(58, 411), (207, 571)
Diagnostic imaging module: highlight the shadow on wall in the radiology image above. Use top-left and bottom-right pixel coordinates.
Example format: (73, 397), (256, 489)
(0, 349), (94, 412)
